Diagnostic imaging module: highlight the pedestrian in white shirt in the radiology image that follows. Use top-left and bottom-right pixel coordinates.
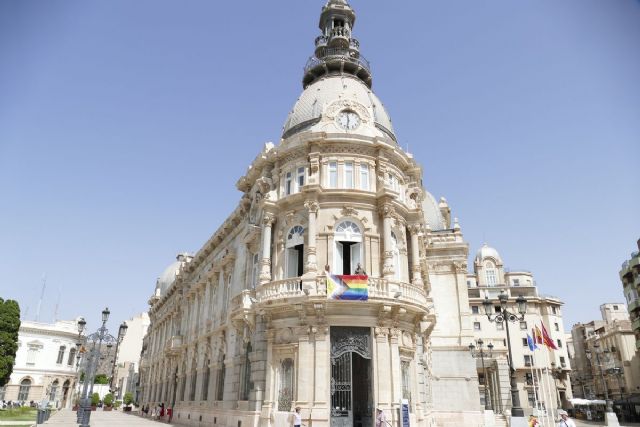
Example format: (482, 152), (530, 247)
(557, 410), (576, 427)
(292, 406), (304, 427)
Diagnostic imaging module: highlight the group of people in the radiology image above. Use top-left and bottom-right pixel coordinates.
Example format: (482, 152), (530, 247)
(141, 402), (171, 421)
(529, 410), (577, 427)
(0, 400), (35, 409)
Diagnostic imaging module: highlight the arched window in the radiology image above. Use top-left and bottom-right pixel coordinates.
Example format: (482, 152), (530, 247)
(18, 379), (31, 401)
(67, 348), (77, 366)
(286, 226), (305, 278)
(56, 346), (66, 364)
(485, 261), (497, 286)
(216, 355), (226, 401)
(334, 221), (363, 275)
(62, 380), (71, 406)
(49, 380), (59, 401)
(240, 344), (252, 401)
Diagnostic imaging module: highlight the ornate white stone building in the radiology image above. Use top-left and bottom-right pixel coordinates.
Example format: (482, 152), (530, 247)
(467, 245), (573, 418)
(136, 1), (527, 426)
(2, 320), (82, 408)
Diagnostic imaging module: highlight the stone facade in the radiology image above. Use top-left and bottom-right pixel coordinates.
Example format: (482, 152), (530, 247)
(466, 245), (573, 418)
(620, 239), (640, 351)
(569, 304), (640, 420)
(139, 1), (488, 426)
(2, 320), (82, 409)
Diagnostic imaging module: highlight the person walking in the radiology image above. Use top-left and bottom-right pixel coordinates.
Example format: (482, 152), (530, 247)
(375, 407), (388, 427)
(556, 410), (576, 427)
(291, 406), (305, 427)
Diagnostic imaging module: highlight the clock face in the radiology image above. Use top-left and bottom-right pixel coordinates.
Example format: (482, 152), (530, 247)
(336, 110), (361, 130)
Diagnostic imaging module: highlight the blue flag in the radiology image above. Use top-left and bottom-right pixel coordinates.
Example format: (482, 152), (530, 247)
(527, 333), (538, 351)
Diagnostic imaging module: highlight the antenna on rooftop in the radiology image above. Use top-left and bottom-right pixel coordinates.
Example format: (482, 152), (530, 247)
(35, 274), (46, 322)
(53, 286), (61, 322)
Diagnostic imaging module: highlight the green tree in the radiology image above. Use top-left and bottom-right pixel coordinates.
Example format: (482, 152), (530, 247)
(123, 392), (134, 407)
(103, 393), (114, 407)
(94, 374), (109, 384)
(0, 299), (21, 387)
(91, 392), (100, 406)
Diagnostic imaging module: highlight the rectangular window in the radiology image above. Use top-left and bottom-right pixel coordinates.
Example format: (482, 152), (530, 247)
(473, 322), (481, 331)
(613, 305), (618, 310)
(27, 348), (37, 365)
(56, 346), (66, 364)
(522, 338), (528, 347)
(360, 164), (369, 190)
(513, 279), (520, 286)
(520, 321), (527, 330)
(554, 322), (559, 331)
(285, 172), (293, 195)
(297, 167), (305, 190)
(467, 280), (472, 287)
(494, 306), (501, 313)
(560, 356), (566, 368)
(527, 391), (536, 407)
(478, 372), (485, 385)
(471, 306), (479, 314)
(524, 355), (532, 366)
(486, 270), (497, 286)
(329, 162), (337, 188)
(557, 339), (562, 348)
(401, 360), (411, 403)
(216, 363), (226, 401)
(345, 162), (354, 188)
(525, 373), (533, 385)
(552, 306), (558, 315)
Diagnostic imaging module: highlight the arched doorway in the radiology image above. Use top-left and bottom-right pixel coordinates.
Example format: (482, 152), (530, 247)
(62, 380), (71, 408)
(330, 327), (372, 427)
(334, 221), (362, 275)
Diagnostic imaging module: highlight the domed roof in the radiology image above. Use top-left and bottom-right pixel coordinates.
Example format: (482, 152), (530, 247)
(475, 244), (503, 264)
(421, 191), (446, 231)
(282, 75), (395, 140)
(154, 253), (192, 297)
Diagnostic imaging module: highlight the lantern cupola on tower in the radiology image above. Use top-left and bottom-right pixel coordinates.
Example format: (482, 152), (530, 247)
(303, 0), (372, 89)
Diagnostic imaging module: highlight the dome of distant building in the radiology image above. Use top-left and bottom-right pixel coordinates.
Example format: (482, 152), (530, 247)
(282, 75), (395, 140)
(422, 191), (446, 231)
(475, 244), (503, 264)
(155, 253), (191, 297)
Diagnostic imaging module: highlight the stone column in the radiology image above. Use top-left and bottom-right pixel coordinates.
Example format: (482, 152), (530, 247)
(408, 224), (423, 286)
(375, 327), (392, 407)
(260, 214), (275, 284)
(389, 329), (402, 409)
(260, 329), (276, 427)
(380, 204), (395, 278)
(296, 327), (313, 406)
(304, 200), (319, 273)
(312, 326), (330, 426)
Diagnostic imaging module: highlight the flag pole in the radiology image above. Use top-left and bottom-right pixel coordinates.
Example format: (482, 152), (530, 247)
(529, 349), (543, 426)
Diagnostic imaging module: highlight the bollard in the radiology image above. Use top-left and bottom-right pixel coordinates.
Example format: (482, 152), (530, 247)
(36, 409), (45, 424)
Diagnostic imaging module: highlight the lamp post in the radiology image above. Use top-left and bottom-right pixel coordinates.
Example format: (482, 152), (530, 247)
(482, 291), (527, 421)
(469, 338), (494, 411)
(109, 322), (128, 397)
(585, 342), (618, 426)
(75, 308), (126, 427)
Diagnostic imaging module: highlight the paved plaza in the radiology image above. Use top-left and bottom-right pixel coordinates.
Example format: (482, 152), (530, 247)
(41, 409), (174, 426)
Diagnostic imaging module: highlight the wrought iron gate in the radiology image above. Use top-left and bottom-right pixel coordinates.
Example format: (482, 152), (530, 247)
(330, 327), (372, 427)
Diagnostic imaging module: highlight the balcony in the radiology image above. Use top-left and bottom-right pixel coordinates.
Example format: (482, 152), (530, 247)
(632, 317), (640, 331)
(256, 276), (428, 307)
(165, 335), (183, 356)
(303, 49), (372, 88)
(629, 298), (640, 313)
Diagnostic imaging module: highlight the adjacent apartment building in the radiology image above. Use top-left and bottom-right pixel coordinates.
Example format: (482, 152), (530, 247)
(468, 244), (573, 416)
(620, 239), (640, 351)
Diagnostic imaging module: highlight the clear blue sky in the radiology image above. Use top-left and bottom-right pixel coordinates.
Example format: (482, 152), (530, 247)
(1, 0), (638, 332)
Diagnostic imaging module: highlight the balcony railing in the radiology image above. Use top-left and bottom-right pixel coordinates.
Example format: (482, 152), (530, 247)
(304, 49), (370, 75)
(256, 276), (428, 306)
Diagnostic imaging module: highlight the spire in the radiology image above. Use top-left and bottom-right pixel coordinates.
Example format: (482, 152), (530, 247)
(302, 0), (372, 88)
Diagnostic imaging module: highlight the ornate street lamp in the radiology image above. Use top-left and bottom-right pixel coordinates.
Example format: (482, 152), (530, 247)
(585, 342), (618, 422)
(469, 338), (494, 411)
(482, 291), (527, 419)
(75, 307), (126, 427)
(109, 322), (129, 393)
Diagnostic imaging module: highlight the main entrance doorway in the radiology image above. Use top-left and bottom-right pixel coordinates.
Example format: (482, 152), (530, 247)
(330, 327), (372, 427)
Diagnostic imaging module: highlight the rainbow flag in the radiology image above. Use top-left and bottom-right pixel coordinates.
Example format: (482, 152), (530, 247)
(327, 274), (368, 301)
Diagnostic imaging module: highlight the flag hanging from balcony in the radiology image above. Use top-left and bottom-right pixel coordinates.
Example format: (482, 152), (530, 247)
(540, 322), (559, 350)
(327, 274), (368, 301)
(527, 333), (538, 351)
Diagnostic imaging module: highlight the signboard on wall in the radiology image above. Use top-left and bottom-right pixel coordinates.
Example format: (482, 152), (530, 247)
(401, 399), (410, 427)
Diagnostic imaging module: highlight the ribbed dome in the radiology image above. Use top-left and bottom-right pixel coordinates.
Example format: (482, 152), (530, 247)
(475, 244), (503, 264)
(154, 253), (192, 297)
(282, 75), (395, 140)
(421, 191), (446, 231)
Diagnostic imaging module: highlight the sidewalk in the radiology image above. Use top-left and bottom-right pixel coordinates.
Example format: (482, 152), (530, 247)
(575, 420), (640, 427)
(42, 409), (175, 426)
